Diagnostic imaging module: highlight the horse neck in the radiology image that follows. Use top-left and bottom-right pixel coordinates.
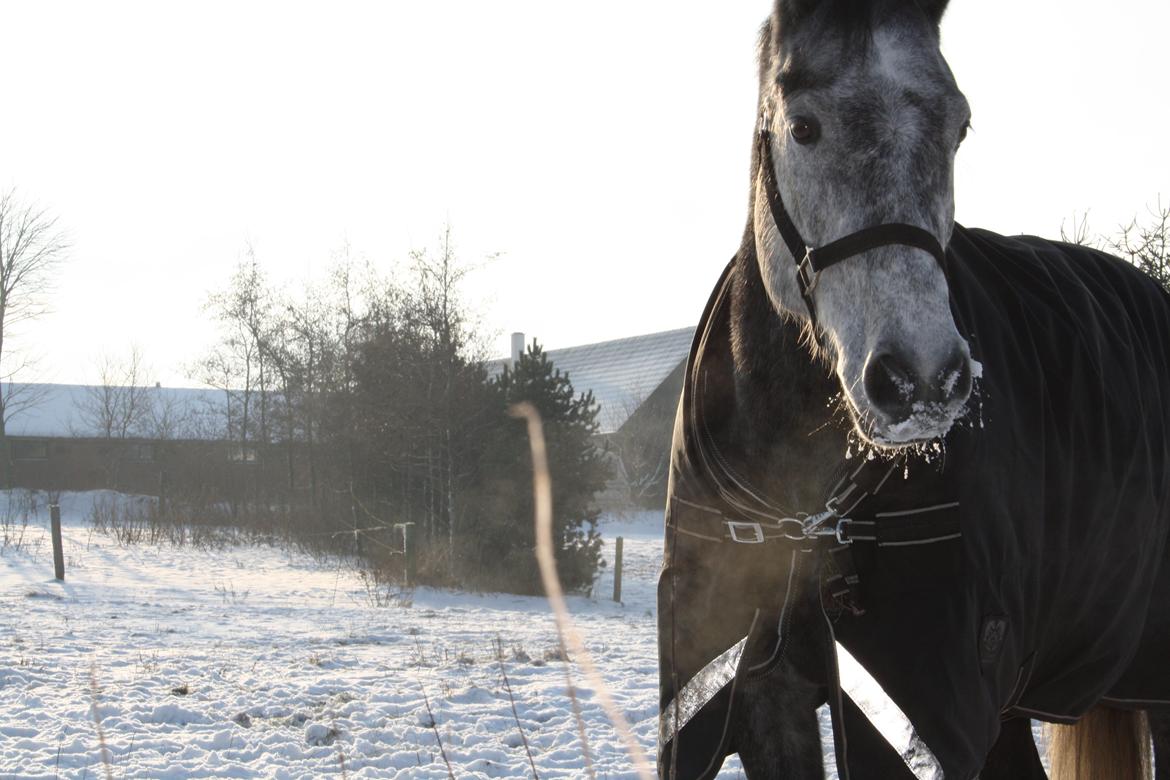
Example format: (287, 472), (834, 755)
(723, 227), (849, 506)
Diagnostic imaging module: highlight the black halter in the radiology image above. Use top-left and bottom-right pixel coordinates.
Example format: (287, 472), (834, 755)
(756, 118), (949, 329)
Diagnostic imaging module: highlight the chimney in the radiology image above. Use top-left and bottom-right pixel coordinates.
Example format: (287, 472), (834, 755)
(511, 332), (525, 365)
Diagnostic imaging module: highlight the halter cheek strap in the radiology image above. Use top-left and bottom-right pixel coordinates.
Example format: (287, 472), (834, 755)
(756, 120), (950, 329)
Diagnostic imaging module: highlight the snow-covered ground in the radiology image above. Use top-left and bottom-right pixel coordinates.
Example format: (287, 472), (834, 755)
(0, 492), (748, 779)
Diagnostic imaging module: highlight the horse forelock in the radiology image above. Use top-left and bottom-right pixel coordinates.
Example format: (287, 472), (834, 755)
(768, 0), (946, 41)
(762, 3), (950, 92)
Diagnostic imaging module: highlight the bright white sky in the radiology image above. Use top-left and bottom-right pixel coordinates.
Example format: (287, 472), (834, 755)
(2, 0), (1166, 386)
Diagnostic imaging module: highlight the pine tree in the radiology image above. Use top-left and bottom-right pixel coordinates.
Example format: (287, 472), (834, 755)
(464, 342), (609, 594)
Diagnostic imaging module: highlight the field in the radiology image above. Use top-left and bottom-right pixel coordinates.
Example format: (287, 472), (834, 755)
(0, 492), (749, 779)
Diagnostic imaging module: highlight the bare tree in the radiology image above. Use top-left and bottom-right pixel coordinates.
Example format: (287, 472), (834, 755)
(272, 281), (333, 503)
(142, 385), (195, 441)
(0, 189), (68, 485)
(1060, 210), (1097, 248)
(1107, 198), (1170, 292)
(605, 393), (671, 508)
(411, 225), (476, 564)
(1060, 198), (1170, 293)
(76, 346), (153, 438)
(197, 247), (276, 456)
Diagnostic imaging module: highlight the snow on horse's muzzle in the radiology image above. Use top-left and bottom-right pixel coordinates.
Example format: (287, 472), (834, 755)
(863, 346), (972, 425)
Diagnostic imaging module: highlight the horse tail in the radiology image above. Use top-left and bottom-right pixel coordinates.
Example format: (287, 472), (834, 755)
(1047, 706), (1152, 780)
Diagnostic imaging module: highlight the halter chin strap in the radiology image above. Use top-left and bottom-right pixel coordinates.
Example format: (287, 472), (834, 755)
(756, 119), (949, 330)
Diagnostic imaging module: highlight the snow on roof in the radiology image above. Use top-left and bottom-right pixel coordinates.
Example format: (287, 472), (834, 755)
(489, 327), (695, 434)
(8, 326), (697, 440)
(1, 383), (228, 439)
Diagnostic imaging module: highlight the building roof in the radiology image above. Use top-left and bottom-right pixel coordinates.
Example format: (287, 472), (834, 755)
(491, 327), (695, 434)
(8, 325), (698, 440)
(1, 383), (228, 439)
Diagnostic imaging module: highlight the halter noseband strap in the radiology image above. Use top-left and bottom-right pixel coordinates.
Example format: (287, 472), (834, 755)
(756, 119), (949, 329)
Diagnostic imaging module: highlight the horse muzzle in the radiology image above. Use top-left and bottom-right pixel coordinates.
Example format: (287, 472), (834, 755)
(858, 343), (974, 446)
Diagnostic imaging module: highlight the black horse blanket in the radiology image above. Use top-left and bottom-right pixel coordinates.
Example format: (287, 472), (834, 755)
(658, 225), (1170, 779)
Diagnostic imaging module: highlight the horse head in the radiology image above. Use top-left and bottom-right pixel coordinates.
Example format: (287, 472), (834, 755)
(752, 0), (974, 448)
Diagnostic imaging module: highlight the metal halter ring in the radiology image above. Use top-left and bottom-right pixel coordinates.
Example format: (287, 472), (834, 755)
(800, 510), (856, 545)
(800, 510), (838, 536)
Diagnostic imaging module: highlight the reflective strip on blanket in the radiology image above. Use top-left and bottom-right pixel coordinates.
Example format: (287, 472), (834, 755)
(661, 635), (748, 744)
(835, 641), (945, 780)
(661, 638), (943, 780)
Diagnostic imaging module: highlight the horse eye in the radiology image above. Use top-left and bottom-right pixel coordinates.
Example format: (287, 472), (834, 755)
(789, 116), (821, 145)
(957, 121), (970, 147)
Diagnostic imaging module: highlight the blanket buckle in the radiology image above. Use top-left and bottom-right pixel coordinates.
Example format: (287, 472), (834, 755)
(834, 518), (854, 545)
(726, 520), (765, 544)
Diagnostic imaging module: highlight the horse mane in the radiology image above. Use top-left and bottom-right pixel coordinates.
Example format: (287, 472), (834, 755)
(724, 225), (843, 488)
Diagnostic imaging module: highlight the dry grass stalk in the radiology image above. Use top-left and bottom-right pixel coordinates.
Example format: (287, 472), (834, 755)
(510, 402), (655, 780)
(495, 635), (540, 778)
(88, 663), (114, 780)
(332, 716), (349, 780)
(415, 672), (455, 779)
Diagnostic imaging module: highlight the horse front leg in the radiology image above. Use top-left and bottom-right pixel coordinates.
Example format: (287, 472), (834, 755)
(733, 657), (826, 779)
(979, 717), (1047, 779)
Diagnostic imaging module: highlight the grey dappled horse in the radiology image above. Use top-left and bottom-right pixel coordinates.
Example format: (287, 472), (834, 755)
(658, 2), (1170, 778)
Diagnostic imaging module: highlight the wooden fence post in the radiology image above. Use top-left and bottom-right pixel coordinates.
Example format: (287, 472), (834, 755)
(158, 469), (169, 518)
(50, 504), (65, 581)
(613, 535), (623, 603)
(352, 501), (364, 557)
(395, 522), (416, 588)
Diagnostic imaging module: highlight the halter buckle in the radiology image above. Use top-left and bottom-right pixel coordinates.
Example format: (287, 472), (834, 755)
(797, 248), (820, 296)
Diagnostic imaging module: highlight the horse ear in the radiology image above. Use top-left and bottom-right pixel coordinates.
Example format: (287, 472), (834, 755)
(915, 0), (951, 26)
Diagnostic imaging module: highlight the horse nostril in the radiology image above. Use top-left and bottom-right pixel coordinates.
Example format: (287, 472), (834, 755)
(863, 352), (916, 422)
(939, 351), (973, 404)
